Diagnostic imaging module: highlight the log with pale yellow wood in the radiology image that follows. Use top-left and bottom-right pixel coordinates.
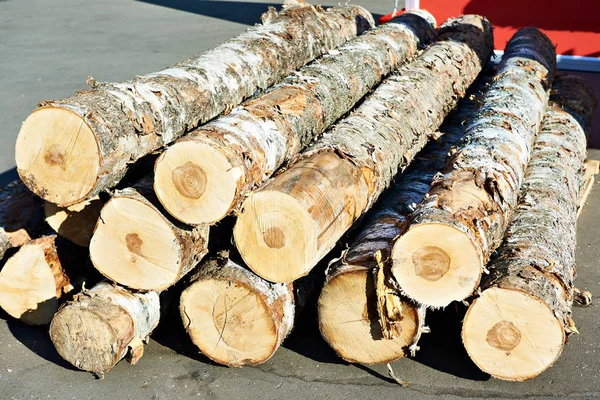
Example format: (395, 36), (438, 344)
(234, 15), (493, 283)
(391, 28), (557, 308)
(89, 175), (208, 291)
(180, 250), (296, 367)
(0, 235), (90, 325)
(50, 282), (160, 374)
(44, 196), (104, 247)
(15, 1), (374, 207)
(462, 75), (596, 381)
(153, 11), (436, 225)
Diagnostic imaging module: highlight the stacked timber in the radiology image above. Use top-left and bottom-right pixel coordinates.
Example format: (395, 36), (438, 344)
(462, 75), (596, 381)
(15, 1), (374, 206)
(391, 27), (557, 308)
(318, 67), (495, 364)
(234, 14), (493, 283)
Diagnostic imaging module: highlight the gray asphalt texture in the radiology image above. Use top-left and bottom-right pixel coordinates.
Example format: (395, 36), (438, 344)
(1, 1), (599, 399)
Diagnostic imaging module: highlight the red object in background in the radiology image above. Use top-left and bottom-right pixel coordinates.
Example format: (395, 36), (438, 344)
(421, 0), (600, 57)
(379, 9), (404, 24)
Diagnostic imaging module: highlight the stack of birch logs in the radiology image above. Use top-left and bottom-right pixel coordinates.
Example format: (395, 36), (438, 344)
(0, 0), (596, 383)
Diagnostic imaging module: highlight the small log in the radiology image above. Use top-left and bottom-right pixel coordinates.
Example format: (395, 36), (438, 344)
(462, 75), (596, 381)
(15, 1), (374, 207)
(0, 235), (91, 325)
(318, 68), (494, 363)
(153, 11), (436, 225)
(180, 250), (296, 367)
(234, 15), (493, 282)
(391, 28), (557, 308)
(44, 196), (104, 247)
(0, 181), (46, 259)
(89, 175), (209, 291)
(50, 282), (161, 374)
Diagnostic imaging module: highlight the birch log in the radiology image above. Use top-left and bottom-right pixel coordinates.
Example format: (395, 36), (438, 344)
(180, 250), (296, 367)
(234, 15), (493, 283)
(0, 235), (92, 325)
(318, 68), (494, 364)
(153, 11), (436, 225)
(50, 282), (161, 374)
(44, 197), (104, 247)
(15, 1), (374, 207)
(391, 28), (557, 308)
(89, 175), (209, 291)
(0, 181), (46, 259)
(462, 75), (596, 381)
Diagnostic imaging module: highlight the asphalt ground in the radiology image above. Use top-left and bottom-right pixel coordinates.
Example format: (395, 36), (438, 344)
(1, 1), (599, 399)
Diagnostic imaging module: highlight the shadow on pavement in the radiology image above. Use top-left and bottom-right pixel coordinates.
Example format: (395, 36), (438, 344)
(0, 167), (18, 187)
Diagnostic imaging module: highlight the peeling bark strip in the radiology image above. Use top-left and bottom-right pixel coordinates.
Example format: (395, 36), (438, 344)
(0, 235), (92, 325)
(89, 175), (209, 291)
(317, 70), (495, 364)
(462, 75), (596, 382)
(234, 15), (493, 283)
(180, 250), (295, 367)
(15, 1), (374, 207)
(50, 282), (160, 374)
(154, 11), (437, 225)
(0, 181), (46, 259)
(391, 28), (557, 308)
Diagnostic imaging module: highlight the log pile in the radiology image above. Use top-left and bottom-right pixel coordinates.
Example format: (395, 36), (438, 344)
(0, 1), (597, 384)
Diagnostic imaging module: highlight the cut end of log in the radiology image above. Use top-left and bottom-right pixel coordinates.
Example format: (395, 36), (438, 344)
(154, 140), (241, 225)
(90, 196), (183, 291)
(234, 191), (316, 283)
(391, 223), (481, 308)
(50, 299), (122, 373)
(462, 287), (564, 381)
(0, 243), (58, 325)
(44, 196), (104, 247)
(318, 268), (420, 364)
(180, 278), (280, 367)
(16, 107), (100, 206)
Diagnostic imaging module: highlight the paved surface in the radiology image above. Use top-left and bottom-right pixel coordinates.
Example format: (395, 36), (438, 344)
(1, 1), (600, 399)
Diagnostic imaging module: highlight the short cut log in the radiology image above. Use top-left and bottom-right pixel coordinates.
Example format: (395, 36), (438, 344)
(44, 197), (104, 247)
(15, 1), (374, 206)
(50, 282), (161, 374)
(89, 175), (209, 291)
(391, 27), (557, 308)
(153, 11), (436, 225)
(234, 15), (493, 283)
(462, 75), (596, 381)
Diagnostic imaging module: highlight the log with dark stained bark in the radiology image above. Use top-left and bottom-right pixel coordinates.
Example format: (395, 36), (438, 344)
(234, 15), (493, 283)
(391, 28), (557, 308)
(0, 235), (92, 325)
(50, 282), (161, 374)
(318, 68), (494, 364)
(180, 250), (296, 367)
(15, 1), (374, 207)
(0, 181), (46, 259)
(89, 175), (209, 291)
(153, 11), (437, 225)
(44, 196), (104, 247)
(462, 75), (596, 382)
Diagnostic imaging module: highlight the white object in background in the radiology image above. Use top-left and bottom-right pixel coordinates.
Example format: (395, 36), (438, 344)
(405, 0), (420, 11)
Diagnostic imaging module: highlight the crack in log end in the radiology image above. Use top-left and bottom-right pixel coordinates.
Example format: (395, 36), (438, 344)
(125, 233), (144, 260)
(411, 246), (451, 282)
(263, 227), (286, 250)
(486, 320), (521, 351)
(171, 161), (208, 200)
(44, 144), (67, 171)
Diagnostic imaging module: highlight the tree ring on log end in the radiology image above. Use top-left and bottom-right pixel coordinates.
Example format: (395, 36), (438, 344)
(180, 279), (279, 366)
(391, 223), (481, 308)
(154, 140), (241, 225)
(233, 191), (317, 283)
(462, 287), (564, 381)
(16, 107), (101, 206)
(0, 244), (58, 325)
(318, 268), (420, 364)
(90, 197), (182, 290)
